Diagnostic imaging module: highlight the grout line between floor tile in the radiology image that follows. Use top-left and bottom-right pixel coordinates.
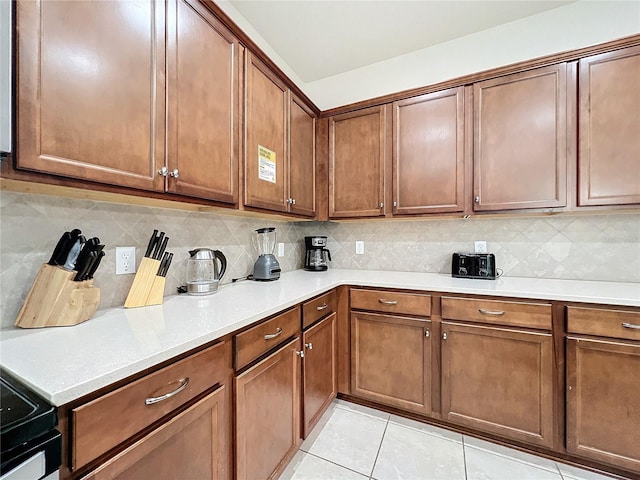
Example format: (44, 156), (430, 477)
(368, 418), (389, 480)
(303, 450), (371, 479)
(462, 435), (469, 480)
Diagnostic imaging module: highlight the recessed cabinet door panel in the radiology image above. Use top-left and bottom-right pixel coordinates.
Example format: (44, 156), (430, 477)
(393, 87), (465, 214)
(17, 0), (165, 191)
(329, 106), (386, 218)
(566, 337), (640, 472)
(473, 64), (567, 211)
(235, 337), (300, 480)
(245, 53), (288, 212)
(302, 313), (337, 438)
(441, 321), (554, 448)
(578, 46), (640, 206)
(289, 95), (316, 217)
(166, 0), (238, 203)
(351, 312), (431, 414)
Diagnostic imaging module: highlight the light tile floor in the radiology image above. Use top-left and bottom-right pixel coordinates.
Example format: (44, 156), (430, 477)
(280, 400), (618, 480)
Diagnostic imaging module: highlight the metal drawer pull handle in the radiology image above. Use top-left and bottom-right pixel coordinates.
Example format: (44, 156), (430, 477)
(145, 378), (189, 405)
(378, 299), (398, 305)
(478, 309), (505, 316)
(264, 327), (283, 340)
(622, 323), (640, 330)
(316, 303), (329, 311)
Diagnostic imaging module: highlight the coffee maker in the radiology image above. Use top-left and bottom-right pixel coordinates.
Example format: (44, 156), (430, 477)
(304, 236), (332, 271)
(252, 227), (281, 281)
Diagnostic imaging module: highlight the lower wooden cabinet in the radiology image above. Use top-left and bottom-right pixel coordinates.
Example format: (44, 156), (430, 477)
(235, 336), (302, 480)
(440, 321), (554, 448)
(81, 385), (229, 480)
(351, 311), (431, 415)
(302, 313), (337, 438)
(566, 337), (640, 472)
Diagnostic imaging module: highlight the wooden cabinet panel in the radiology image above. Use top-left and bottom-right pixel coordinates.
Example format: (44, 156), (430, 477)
(244, 52), (288, 212)
(566, 337), (640, 472)
(234, 306), (300, 371)
(16, 0), (165, 191)
(302, 290), (337, 330)
(473, 64), (567, 211)
(578, 45), (640, 206)
(329, 106), (387, 218)
(302, 313), (337, 438)
(567, 306), (640, 341)
(73, 341), (228, 470)
(393, 87), (465, 214)
(289, 95), (316, 216)
(351, 311), (431, 414)
(441, 322), (554, 448)
(166, 0), (238, 203)
(235, 337), (301, 480)
(441, 297), (552, 330)
(81, 386), (229, 480)
(351, 289), (431, 317)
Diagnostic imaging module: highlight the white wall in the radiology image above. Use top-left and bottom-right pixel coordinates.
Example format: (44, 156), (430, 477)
(219, 0), (640, 111)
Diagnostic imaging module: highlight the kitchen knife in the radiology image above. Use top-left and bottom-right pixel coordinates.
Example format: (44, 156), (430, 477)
(48, 229), (82, 266)
(63, 235), (86, 271)
(74, 250), (97, 281)
(157, 252), (170, 276)
(155, 236), (169, 260)
(73, 237), (100, 275)
(152, 232), (165, 259)
(144, 229), (159, 258)
(160, 252), (173, 277)
(86, 251), (105, 279)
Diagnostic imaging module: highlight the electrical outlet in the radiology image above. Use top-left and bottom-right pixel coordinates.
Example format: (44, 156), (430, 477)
(277, 242), (285, 257)
(355, 241), (364, 255)
(116, 247), (136, 275)
(474, 241), (487, 254)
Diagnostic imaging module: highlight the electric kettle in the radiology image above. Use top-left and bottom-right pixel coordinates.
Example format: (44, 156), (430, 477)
(186, 248), (227, 295)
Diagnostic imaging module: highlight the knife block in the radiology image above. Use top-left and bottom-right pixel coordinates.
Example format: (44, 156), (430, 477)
(15, 264), (101, 328)
(124, 257), (163, 308)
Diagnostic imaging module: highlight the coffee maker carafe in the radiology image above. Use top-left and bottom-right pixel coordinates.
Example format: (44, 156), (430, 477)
(304, 236), (331, 271)
(252, 227), (281, 281)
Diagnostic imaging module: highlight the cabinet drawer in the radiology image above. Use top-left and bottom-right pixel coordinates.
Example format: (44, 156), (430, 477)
(351, 289), (431, 317)
(72, 341), (229, 470)
(441, 297), (552, 330)
(567, 306), (640, 341)
(303, 290), (337, 329)
(235, 306), (300, 370)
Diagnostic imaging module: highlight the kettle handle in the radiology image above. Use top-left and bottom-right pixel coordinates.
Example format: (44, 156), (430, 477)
(214, 250), (227, 280)
(323, 248), (332, 262)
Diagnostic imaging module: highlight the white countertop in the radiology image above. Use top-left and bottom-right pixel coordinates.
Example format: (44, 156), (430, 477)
(1, 269), (638, 406)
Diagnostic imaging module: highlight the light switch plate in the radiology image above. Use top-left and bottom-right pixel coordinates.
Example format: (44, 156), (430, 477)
(355, 241), (364, 255)
(474, 241), (487, 254)
(116, 247), (136, 275)
(277, 243), (285, 257)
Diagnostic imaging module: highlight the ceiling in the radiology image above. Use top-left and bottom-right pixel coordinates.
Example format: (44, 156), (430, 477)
(229, 1), (575, 83)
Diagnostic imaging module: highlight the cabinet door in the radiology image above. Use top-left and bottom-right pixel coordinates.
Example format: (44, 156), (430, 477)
(302, 313), (337, 438)
(166, 0), (238, 203)
(289, 95), (316, 217)
(473, 64), (567, 211)
(566, 337), (640, 472)
(578, 46), (640, 206)
(244, 53), (288, 212)
(351, 311), (431, 415)
(441, 321), (554, 448)
(235, 337), (301, 480)
(329, 106), (387, 218)
(82, 386), (229, 480)
(16, 0), (165, 191)
(393, 87), (465, 214)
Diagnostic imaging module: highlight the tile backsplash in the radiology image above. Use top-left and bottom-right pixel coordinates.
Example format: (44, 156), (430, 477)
(1, 190), (639, 329)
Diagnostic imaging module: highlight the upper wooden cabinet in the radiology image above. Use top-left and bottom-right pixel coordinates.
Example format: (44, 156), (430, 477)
(16, 0), (166, 191)
(244, 53), (316, 216)
(329, 106), (387, 218)
(392, 87), (466, 215)
(578, 45), (640, 206)
(473, 64), (568, 211)
(165, 0), (239, 203)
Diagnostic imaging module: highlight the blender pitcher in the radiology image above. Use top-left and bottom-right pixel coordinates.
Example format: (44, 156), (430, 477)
(252, 227), (281, 281)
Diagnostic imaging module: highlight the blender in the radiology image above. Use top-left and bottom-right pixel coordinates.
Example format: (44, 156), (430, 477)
(252, 227), (281, 281)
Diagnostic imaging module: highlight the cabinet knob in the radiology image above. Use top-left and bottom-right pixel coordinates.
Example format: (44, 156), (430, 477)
(425, 330), (430, 338)
(170, 169), (179, 178)
(393, 201), (397, 208)
(305, 342), (313, 350)
(296, 350), (305, 358)
(442, 332), (448, 340)
(158, 166), (168, 177)
(379, 202), (384, 209)
(475, 196), (480, 203)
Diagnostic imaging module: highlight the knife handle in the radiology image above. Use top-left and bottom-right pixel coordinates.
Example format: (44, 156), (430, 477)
(145, 229), (158, 258)
(152, 232), (165, 259)
(156, 236), (169, 260)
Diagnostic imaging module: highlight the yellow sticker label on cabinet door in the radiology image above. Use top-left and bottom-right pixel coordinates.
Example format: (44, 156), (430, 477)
(258, 145), (276, 183)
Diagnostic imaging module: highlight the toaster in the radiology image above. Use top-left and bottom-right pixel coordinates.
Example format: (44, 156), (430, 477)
(451, 253), (496, 280)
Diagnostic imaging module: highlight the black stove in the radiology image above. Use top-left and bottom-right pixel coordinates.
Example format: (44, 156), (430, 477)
(0, 369), (61, 478)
